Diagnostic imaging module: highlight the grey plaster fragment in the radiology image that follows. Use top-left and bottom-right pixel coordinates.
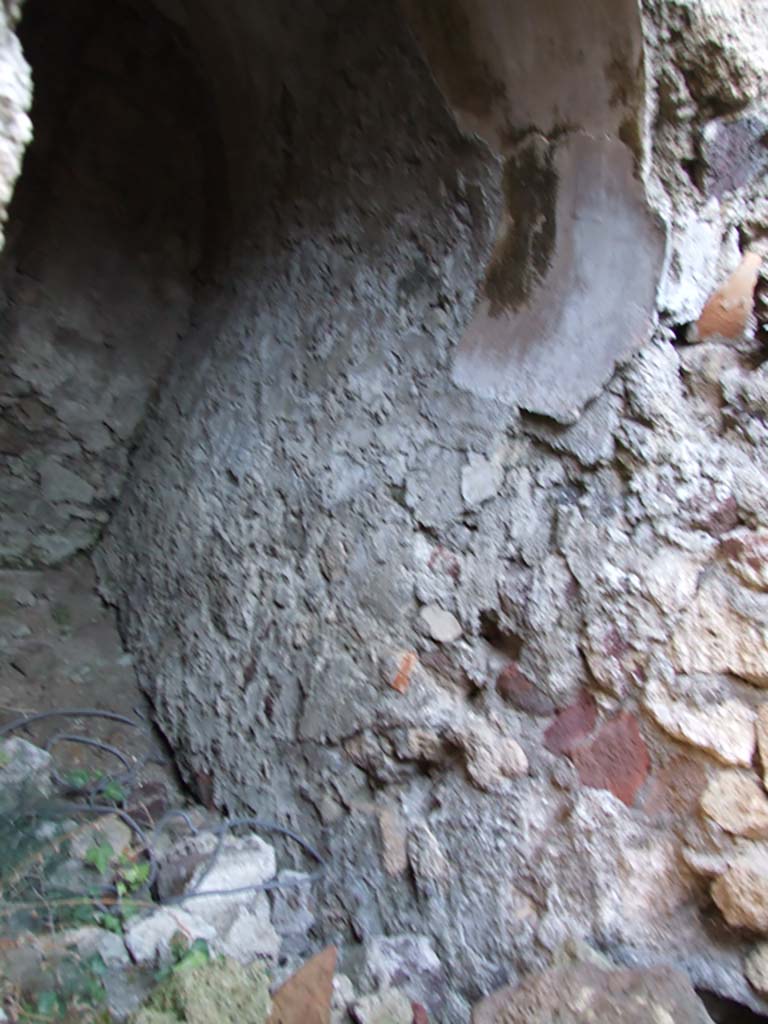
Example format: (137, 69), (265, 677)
(461, 453), (504, 505)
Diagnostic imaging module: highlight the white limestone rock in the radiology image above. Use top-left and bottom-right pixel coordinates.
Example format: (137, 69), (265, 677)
(419, 604), (462, 643)
(644, 679), (756, 767)
(701, 771), (768, 839)
(461, 452), (504, 506)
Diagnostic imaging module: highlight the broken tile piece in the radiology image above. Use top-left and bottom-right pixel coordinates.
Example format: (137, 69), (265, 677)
(390, 651), (417, 694)
(571, 711), (650, 807)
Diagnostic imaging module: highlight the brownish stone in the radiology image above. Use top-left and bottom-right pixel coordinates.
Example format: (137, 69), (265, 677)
(571, 711), (650, 807)
(378, 806), (408, 876)
(543, 690), (597, 756)
(496, 663), (555, 716)
(720, 529), (768, 590)
(268, 946), (337, 1024)
(427, 544), (461, 582)
(693, 251), (761, 342)
(640, 755), (708, 819)
(472, 963), (712, 1024)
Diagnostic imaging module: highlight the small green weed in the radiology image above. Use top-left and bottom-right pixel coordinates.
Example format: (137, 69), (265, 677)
(84, 840), (114, 876)
(63, 769), (126, 804)
(155, 936), (212, 984)
(17, 952), (109, 1023)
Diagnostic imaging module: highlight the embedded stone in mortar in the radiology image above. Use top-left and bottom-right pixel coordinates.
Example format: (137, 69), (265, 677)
(689, 251), (762, 342)
(644, 679), (756, 767)
(700, 771), (768, 839)
(472, 963), (713, 1024)
(461, 452), (503, 506)
(419, 605), (462, 643)
(700, 109), (768, 198)
(670, 573), (768, 685)
(746, 943), (768, 996)
(712, 855), (768, 933)
(722, 529), (768, 591)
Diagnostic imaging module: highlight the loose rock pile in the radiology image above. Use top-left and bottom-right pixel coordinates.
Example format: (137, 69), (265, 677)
(2, 733), (751, 1023)
(0, 731), (449, 1022)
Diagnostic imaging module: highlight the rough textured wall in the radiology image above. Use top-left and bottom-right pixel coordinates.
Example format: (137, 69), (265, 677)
(0, 0), (206, 565)
(0, 0), (766, 1018)
(0, 0), (31, 250)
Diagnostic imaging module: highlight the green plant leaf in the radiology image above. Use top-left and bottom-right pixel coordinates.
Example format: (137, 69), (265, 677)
(65, 768), (93, 789)
(97, 911), (122, 933)
(85, 953), (107, 976)
(72, 903), (100, 925)
(35, 990), (61, 1017)
(120, 860), (150, 890)
(169, 931), (190, 963)
(173, 938), (211, 973)
(101, 779), (126, 803)
(84, 841), (114, 875)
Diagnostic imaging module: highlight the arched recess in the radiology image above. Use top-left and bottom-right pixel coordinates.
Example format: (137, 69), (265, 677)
(402, 0), (667, 422)
(0, 0), (216, 565)
(0, 0), (677, 1015)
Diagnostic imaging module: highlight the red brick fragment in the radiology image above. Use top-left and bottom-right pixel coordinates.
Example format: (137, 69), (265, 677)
(269, 946), (337, 1024)
(571, 711), (650, 807)
(391, 651), (417, 694)
(496, 663), (554, 716)
(543, 691), (597, 755)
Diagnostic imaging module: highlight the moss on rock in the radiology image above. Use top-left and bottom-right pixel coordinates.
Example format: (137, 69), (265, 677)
(129, 957), (271, 1024)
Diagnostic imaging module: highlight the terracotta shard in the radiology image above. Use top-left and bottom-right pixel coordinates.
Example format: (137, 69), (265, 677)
(571, 711), (650, 807)
(691, 251), (762, 342)
(268, 946), (337, 1024)
(391, 651), (418, 694)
